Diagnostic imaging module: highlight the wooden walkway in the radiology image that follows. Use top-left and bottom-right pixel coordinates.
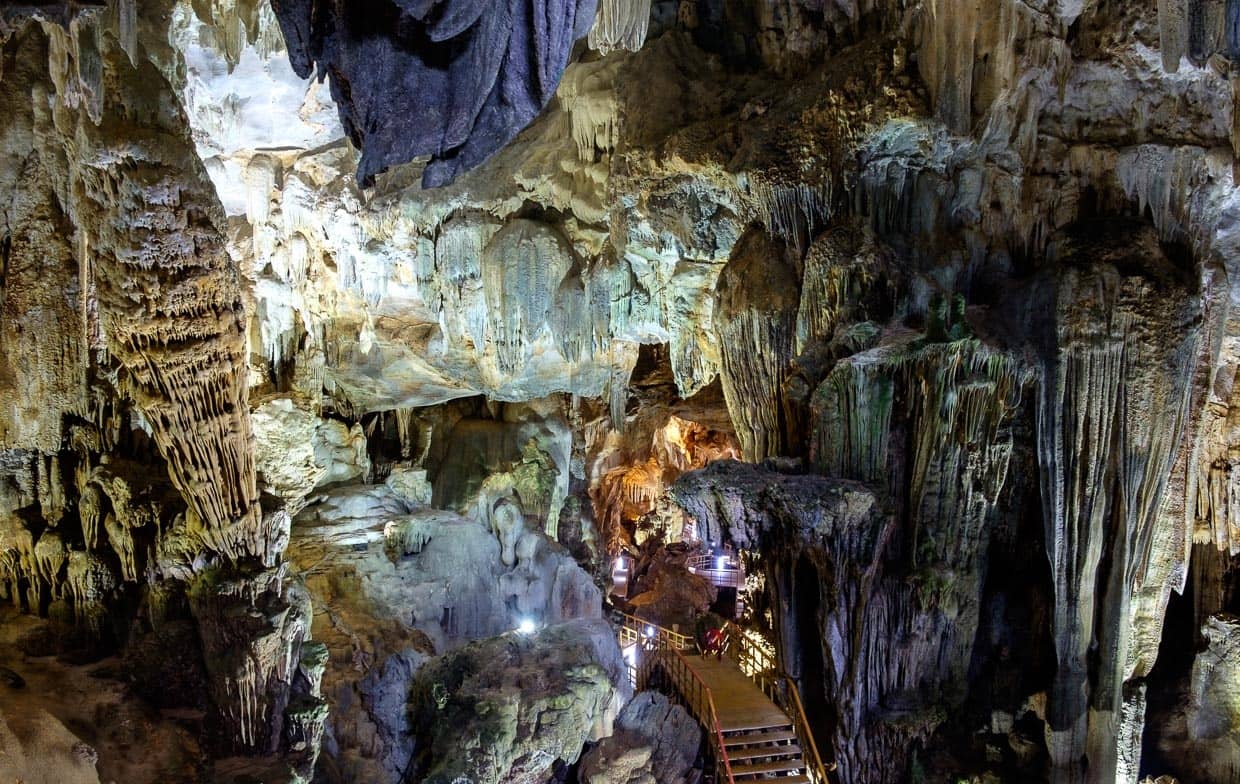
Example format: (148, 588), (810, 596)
(641, 648), (822, 783)
(690, 655), (790, 732)
(614, 609), (832, 782)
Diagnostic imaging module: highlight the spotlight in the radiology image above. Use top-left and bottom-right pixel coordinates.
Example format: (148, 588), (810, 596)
(517, 618), (537, 635)
(716, 556), (727, 570)
(614, 556), (626, 571)
(644, 625), (655, 638)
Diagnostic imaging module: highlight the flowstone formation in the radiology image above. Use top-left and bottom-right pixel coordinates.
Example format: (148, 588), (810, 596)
(1, 1), (1240, 783)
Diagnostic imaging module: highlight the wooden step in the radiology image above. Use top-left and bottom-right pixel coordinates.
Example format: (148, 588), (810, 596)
(728, 743), (801, 762)
(723, 728), (796, 747)
(729, 758), (807, 778)
(757, 776), (811, 784)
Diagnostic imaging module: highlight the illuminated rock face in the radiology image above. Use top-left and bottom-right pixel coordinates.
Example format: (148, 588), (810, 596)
(407, 618), (627, 783)
(0, 2), (1239, 784)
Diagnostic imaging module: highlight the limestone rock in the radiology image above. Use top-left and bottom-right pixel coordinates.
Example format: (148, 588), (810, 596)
(187, 565), (314, 753)
(313, 419), (372, 489)
(1153, 614), (1240, 784)
(712, 226), (800, 462)
(579, 691), (701, 784)
(409, 618), (626, 784)
(1035, 223), (1202, 781)
(252, 398), (323, 513)
(0, 2), (1239, 784)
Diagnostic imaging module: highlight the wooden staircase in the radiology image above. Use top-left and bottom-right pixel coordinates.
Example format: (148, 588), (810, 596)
(618, 610), (834, 784)
(723, 725), (811, 782)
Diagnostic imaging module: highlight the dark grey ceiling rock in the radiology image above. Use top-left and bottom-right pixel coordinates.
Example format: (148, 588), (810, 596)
(270, 0), (598, 188)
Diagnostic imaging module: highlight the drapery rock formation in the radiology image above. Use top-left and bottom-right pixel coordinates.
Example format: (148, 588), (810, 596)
(269, 0), (599, 188)
(1036, 222), (1202, 782)
(1, 1), (1240, 783)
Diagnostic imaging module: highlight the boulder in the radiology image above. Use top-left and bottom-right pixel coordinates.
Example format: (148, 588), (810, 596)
(410, 618), (627, 783)
(579, 691), (701, 784)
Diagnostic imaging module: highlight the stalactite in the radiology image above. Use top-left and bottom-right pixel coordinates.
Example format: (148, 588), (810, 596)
(79, 484), (102, 551)
(188, 565), (311, 753)
(1232, 76), (1240, 176)
(434, 215), (493, 353)
(1036, 230), (1201, 783)
(49, 28), (268, 561)
(714, 227), (800, 462)
(795, 224), (897, 355)
(1160, 0), (1190, 72)
(480, 220), (574, 377)
(383, 516), (434, 556)
(552, 265), (592, 365)
(812, 347), (896, 482)
(607, 342), (638, 432)
(111, 0), (137, 66)
(392, 407), (415, 461)
(588, 0), (650, 55)
(558, 58), (620, 162)
(104, 512), (142, 582)
(32, 529), (67, 601)
(66, 549), (119, 639)
(752, 180), (834, 251)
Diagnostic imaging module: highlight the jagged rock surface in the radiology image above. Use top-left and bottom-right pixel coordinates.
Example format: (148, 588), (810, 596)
(408, 618), (627, 783)
(578, 690), (702, 784)
(1152, 614), (1240, 783)
(283, 479), (603, 781)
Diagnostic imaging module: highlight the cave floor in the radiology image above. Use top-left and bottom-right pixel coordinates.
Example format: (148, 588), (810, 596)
(0, 609), (204, 782)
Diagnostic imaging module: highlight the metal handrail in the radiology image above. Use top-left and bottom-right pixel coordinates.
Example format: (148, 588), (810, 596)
(612, 609), (694, 650)
(639, 647), (736, 784)
(784, 675), (833, 784)
(686, 553), (746, 589)
(722, 622), (834, 783)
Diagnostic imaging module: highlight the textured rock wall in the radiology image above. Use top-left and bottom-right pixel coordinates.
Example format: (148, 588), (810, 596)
(408, 618), (626, 783)
(0, 6), (317, 765)
(675, 325), (1036, 782)
(1036, 224), (1203, 782)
